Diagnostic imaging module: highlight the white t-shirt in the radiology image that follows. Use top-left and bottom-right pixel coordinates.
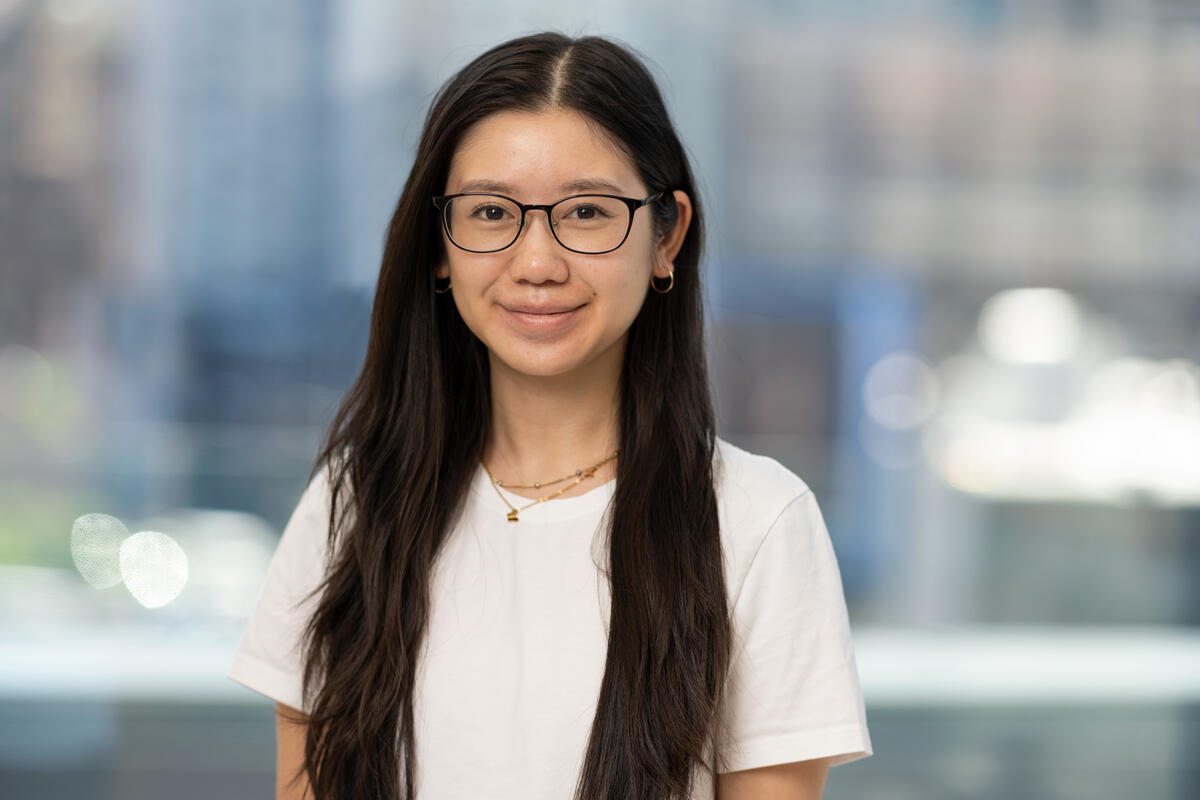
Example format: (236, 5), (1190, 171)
(227, 436), (872, 798)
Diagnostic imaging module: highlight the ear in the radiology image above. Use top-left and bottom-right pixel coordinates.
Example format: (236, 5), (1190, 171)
(435, 259), (450, 280)
(653, 189), (693, 279)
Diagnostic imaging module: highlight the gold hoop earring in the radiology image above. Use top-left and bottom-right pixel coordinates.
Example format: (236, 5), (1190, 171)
(650, 270), (674, 294)
(434, 276), (451, 294)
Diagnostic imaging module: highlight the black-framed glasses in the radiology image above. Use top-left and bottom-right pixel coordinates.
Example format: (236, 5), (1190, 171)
(432, 191), (663, 255)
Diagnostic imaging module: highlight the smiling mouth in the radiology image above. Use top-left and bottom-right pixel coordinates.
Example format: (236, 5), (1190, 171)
(501, 303), (587, 333)
(502, 304), (584, 315)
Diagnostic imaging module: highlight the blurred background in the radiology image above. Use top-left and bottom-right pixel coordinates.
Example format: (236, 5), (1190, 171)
(2, 0), (1198, 797)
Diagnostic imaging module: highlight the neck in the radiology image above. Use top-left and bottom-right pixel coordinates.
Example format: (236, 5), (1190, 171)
(483, 347), (622, 488)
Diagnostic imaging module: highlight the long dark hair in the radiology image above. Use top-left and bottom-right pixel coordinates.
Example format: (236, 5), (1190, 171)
(289, 32), (730, 799)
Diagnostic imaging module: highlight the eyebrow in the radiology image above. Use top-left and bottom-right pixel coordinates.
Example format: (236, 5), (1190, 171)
(454, 178), (628, 196)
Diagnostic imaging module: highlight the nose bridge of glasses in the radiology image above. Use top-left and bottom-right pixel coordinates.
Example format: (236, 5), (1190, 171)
(523, 202), (559, 227)
(514, 203), (561, 248)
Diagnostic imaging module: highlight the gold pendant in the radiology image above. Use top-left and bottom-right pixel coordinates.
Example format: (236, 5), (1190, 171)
(507, 509), (519, 522)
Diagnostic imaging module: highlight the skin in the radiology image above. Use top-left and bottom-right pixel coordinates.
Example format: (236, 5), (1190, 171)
(275, 702), (311, 800)
(716, 757), (833, 799)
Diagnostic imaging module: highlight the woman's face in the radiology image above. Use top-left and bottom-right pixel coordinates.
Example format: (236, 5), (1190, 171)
(436, 107), (690, 381)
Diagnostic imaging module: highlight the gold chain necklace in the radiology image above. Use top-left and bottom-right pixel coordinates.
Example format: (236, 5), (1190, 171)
(481, 450), (618, 522)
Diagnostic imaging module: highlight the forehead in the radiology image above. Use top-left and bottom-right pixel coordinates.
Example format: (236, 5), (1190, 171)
(445, 107), (645, 196)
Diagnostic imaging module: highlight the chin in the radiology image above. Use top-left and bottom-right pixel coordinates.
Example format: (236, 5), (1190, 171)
(490, 344), (590, 379)
(504, 356), (585, 378)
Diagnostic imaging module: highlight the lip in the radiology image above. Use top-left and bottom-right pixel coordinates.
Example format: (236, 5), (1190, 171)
(502, 303), (585, 315)
(501, 302), (586, 333)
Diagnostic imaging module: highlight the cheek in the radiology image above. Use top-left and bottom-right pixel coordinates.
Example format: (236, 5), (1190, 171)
(443, 262), (484, 324)
(599, 253), (652, 301)
(609, 262), (653, 323)
(633, 222), (659, 264)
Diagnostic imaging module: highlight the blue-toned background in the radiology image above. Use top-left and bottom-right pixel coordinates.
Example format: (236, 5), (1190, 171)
(2, 0), (1198, 797)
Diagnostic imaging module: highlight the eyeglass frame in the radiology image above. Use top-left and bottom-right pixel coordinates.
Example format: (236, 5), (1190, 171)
(431, 191), (665, 255)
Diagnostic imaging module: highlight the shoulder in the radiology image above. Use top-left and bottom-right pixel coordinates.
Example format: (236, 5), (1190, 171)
(713, 436), (813, 528)
(713, 436), (816, 588)
(270, 456), (349, 590)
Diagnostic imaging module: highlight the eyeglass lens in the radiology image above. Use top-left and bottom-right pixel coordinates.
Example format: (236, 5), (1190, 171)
(443, 195), (633, 253)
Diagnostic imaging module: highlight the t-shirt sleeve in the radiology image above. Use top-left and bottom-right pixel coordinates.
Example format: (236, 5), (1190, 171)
(226, 464), (334, 714)
(717, 488), (873, 773)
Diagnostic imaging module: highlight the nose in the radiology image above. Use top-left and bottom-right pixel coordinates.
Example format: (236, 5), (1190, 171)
(507, 208), (568, 283)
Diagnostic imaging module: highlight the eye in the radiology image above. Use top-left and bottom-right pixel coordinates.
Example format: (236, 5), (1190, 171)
(563, 202), (612, 221)
(470, 203), (513, 222)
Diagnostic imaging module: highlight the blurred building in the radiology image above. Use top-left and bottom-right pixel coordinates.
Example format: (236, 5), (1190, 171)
(1, 0), (1199, 797)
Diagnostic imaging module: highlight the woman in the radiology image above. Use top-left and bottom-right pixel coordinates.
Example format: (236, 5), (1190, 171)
(228, 32), (871, 800)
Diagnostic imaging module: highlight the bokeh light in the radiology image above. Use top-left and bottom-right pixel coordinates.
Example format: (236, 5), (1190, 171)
(69, 513), (127, 590)
(978, 287), (1084, 365)
(118, 530), (189, 609)
(862, 350), (940, 430)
